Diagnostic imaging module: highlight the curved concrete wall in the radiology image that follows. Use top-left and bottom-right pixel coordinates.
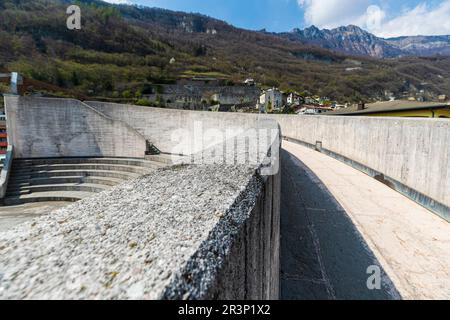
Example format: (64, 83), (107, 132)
(86, 102), (449, 218)
(87, 101), (279, 156)
(4, 96), (146, 159)
(273, 115), (450, 219)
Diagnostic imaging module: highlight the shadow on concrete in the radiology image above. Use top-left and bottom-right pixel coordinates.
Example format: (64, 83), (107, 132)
(280, 149), (401, 300)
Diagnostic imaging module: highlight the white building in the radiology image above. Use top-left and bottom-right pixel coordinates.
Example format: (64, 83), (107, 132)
(287, 93), (301, 105)
(244, 78), (256, 86)
(259, 88), (283, 112)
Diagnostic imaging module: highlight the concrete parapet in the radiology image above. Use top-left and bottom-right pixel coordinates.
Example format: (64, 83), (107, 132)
(0, 97), (281, 299)
(0, 165), (280, 300)
(162, 170), (280, 300)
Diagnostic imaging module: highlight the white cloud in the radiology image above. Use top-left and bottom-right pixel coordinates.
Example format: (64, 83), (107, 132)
(375, 1), (450, 37)
(298, 0), (370, 28)
(298, 0), (450, 37)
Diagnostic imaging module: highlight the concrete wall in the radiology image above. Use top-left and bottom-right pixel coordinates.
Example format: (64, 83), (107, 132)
(272, 115), (450, 218)
(213, 172), (280, 299)
(4, 96), (146, 159)
(87, 102), (449, 218)
(163, 168), (281, 300)
(87, 101), (278, 157)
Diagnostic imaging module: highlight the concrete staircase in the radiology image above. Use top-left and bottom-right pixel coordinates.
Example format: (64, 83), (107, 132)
(145, 153), (189, 165)
(3, 157), (168, 205)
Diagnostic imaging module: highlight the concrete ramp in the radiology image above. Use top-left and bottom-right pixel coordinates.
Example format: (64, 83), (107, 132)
(282, 140), (450, 300)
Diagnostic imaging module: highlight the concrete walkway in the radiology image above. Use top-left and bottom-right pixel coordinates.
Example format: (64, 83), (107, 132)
(281, 140), (450, 300)
(0, 202), (69, 232)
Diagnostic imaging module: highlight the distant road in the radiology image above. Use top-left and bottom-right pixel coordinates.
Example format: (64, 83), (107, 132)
(281, 140), (450, 300)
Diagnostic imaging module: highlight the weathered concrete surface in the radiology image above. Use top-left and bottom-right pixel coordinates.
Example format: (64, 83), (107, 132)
(282, 140), (450, 300)
(273, 115), (450, 219)
(163, 168), (280, 300)
(0, 202), (69, 232)
(0, 165), (279, 300)
(4, 96), (146, 159)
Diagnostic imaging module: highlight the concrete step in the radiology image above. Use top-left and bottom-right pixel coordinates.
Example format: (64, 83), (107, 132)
(6, 189), (31, 196)
(3, 191), (94, 206)
(13, 158), (164, 169)
(11, 163), (156, 175)
(145, 154), (189, 165)
(8, 182), (31, 188)
(3, 157), (166, 206)
(8, 176), (124, 188)
(6, 183), (108, 196)
(9, 169), (141, 180)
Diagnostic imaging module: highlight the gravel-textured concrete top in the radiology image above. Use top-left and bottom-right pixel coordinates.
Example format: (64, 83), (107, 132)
(0, 164), (261, 299)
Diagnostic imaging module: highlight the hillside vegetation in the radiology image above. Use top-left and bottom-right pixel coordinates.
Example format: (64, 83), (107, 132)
(1, 0), (449, 102)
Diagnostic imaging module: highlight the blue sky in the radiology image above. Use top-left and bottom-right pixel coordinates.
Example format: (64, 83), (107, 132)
(104, 0), (450, 37)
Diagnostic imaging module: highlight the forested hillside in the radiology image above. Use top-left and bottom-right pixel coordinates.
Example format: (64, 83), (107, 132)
(1, 0), (449, 102)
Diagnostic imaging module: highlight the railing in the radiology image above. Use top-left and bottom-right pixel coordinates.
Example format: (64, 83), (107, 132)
(145, 141), (161, 155)
(0, 145), (14, 199)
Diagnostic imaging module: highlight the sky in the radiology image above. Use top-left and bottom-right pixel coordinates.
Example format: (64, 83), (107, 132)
(103, 0), (450, 37)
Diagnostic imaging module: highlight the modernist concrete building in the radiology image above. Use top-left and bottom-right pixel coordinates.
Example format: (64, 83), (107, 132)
(0, 95), (449, 300)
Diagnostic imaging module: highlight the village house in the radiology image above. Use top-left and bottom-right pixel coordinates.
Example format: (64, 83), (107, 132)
(259, 88), (283, 112)
(287, 92), (302, 105)
(304, 96), (319, 105)
(143, 78), (261, 110)
(244, 78), (256, 86)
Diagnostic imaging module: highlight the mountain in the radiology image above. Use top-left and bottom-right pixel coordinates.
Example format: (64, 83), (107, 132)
(282, 25), (450, 58)
(0, 0), (450, 102)
(387, 35), (450, 57)
(282, 25), (402, 58)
